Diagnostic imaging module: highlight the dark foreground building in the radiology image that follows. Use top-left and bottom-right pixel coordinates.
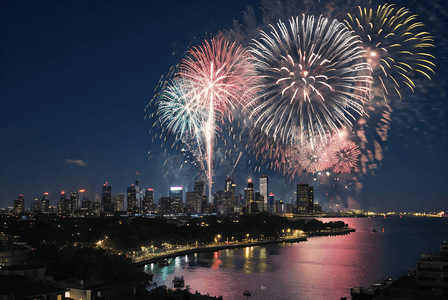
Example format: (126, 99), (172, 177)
(352, 242), (448, 299)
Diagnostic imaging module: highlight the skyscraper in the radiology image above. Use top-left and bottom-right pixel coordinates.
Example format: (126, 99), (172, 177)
(141, 189), (155, 213)
(30, 198), (40, 212)
(41, 193), (50, 213)
(297, 183), (314, 214)
(224, 177), (236, 213)
(260, 175), (268, 212)
(70, 192), (78, 215)
(127, 184), (138, 214)
(93, 194), (102, 213)
(101, 183), (112, 212)
(194, 181), (204, 197)
(57, 191), (66, 217)
(269, 192), (275, 213)
(14, 194), (25, 215)
(169, 186), (183, 213)
(185, 191), (202, 214)
(244, 179), (254, 213)
(135, 180), (140, 209)
(158, 197), (171, 214)
(113, 193), (124, 211)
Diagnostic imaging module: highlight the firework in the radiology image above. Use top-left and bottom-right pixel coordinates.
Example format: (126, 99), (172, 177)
(177, 35), (258, 202)
(331, 139), (361, 173)
(343, 4), (435, 100)
(285, 139), (335, 175)
(157, 78), (207, 141)
(248, 14), (372, 147)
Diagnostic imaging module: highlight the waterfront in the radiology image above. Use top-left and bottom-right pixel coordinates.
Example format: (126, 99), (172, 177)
(144, 217), (448, 299)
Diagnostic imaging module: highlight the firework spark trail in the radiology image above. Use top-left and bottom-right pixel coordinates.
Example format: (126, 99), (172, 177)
(229, 151), (243, 177)
(343, 3), (436, 101)
(177, 35), (259, 202)
(248, 14), (372, 148)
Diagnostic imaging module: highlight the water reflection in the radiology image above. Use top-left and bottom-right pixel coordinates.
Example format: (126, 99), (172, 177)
(211, 252), (221, 269)
(146, 217), (448, 300)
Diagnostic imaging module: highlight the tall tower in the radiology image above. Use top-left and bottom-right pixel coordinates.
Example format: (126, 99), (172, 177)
(101, 182), (112, 212)
(30, 198), (41, 212)
(113, 193), (125, 211)
(14, 194), (25, 215)
(142, 189), (154, 213)
(135, 180), (140, 209)
(57, 191), (66, 216)
(297, 183), (314, 215)
(244, 179), (254, 213)
(41, 193), (50, 213)
(224, 177), (236, 212)
(169, 186), (183, 213)
(127, 184), (138, 214)
(70, 192), (78, 214)
(260, 175), (268, 212)
(194, 180), (204, 197)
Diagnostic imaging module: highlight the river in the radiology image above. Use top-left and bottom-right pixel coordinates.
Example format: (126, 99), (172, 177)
(144, 216), (448, 299)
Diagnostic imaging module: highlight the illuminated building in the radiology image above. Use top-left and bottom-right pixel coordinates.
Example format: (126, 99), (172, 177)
(101, 183), (112, 212)
(213, 190), (224, 214)
(244, 179), (254, 213)
(57, 191), (66, 217)
(81, 197), (92, 210)
(41, 193), (50, 213)
(185, 191), (202, 214)
(70, 192), (78, 215)
(169, 186), (183, 213)
(93, 194), (102, 213)
(158, 197), (171, 214)
(14, 194), (25, 215)
(260, 175), (268, 212)
(296, 183), (314, 215)
(141, 189), (155, 213)
(268, 193), (275, 213)
(30, 198), (40, 212)
(113, 193), (124, 211)
(273, 200), (285, 214)
(135, 180), (140, 210)
(194, 181), (205, 197)
(224, 177), (236, 213)
(127, 183), (138, 214)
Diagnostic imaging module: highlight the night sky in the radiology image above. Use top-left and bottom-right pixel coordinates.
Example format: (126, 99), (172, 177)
(1, 0), (447, 213)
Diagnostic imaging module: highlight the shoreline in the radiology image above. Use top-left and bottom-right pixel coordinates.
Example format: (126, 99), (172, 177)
(133, 227), (355, 266)
(133, 236), (307, 266)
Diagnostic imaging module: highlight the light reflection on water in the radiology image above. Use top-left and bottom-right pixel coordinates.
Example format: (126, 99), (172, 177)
(146, 217), (448, 299)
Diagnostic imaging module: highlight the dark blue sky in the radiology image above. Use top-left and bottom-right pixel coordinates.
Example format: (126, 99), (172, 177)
(1, 0), (447, 213)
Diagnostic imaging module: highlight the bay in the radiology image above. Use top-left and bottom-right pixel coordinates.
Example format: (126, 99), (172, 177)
(144, 217), (448, 299)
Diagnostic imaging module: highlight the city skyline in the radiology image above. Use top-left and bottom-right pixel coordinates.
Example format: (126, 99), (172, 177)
(1, 0), (447, 213)
(3, 174), (297, 210)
